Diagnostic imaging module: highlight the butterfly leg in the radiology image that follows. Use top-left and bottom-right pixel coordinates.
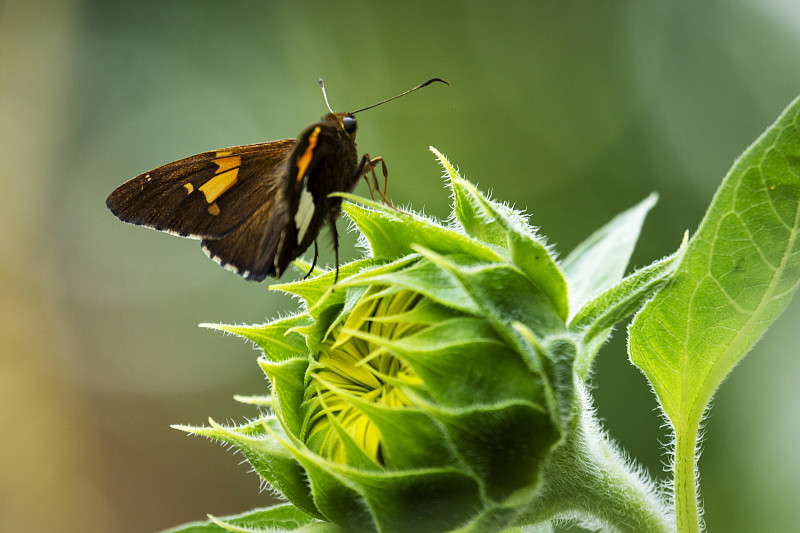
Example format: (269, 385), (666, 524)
(304, 240), (319, 280)
(362, 173), (377, 201)
(374, 157), (390, 203)
(355, 154), (379, 201)
(368, 157), (391, 206)
(357, 154), (398, 211)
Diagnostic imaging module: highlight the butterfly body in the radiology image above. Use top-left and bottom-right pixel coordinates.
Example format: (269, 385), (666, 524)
(106, 78), (448, 282)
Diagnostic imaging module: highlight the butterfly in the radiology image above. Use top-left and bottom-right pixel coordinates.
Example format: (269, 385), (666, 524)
(106, 78), (448, 282)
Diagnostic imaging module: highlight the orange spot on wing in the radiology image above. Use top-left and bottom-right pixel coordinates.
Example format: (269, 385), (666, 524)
(208, 202), (220, 216)
(296, 126), (321, 183)
(199, 167), (239, 203)
(214, 155), (241, 174)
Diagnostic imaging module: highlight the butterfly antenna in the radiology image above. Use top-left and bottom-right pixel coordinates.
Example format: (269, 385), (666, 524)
(351, 78), (449, 115)
(318, 78), (334, 113)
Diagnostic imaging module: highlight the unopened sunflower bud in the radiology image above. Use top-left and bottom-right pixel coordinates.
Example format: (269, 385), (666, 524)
(175, 148), (681, 533)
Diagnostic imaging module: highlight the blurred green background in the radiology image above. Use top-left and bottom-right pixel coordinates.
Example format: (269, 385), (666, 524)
(3, 0), (800, 531)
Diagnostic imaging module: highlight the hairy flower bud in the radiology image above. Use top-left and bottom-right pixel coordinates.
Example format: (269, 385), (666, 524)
(174, 148), (683, 533)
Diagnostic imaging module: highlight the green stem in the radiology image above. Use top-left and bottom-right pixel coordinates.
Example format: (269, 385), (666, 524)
(674, 422), (701, 533)
(517, 383), (674, 532)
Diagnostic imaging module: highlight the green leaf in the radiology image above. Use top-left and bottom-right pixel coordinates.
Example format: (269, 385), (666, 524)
(433, 146), (521, 248)
(258, 358), (309, 437)
(629, 96), (800, 531)
(569, 234), (688, 378)
(233, 394), (272, 407)
(630, 96), (800, 427)
(421, 400), (559, 502)
(342, 316), (547, 409)
(511, 325), (579, 430)
(160, 503), (321, 533)
(264, 426), (377, 530)
(324, 464), (484, 533)
(339, 254), (483, 317)
(429, 149), (569, 321)
(273, 258), (380, 310)
(412, 246), (565, 339)
(300, 383), (384, 471)
(201, 314), (310, 362)
(323, 255), (425, 339)
(409, 248), (572, 427)
(561, 194), (658, 320)
(340, 194), (502, 264)
(310, 379), (454, 470)
(173, 418), (320, 519)
(453, 501), (544, 533)
(507, 229), (569, 323)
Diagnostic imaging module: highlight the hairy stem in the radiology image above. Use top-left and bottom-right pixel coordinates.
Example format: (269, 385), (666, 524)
(518, 383), (674, 533)
(674, 422), (701, 533)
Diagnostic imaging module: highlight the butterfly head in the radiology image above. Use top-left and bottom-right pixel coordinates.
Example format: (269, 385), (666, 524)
(321, 112), (358, 140)
(317, 77), (449, 141)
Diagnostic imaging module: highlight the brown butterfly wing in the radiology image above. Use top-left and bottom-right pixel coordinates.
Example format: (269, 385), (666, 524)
(106, 140), (296, 240)
(107, 139), (299, 280)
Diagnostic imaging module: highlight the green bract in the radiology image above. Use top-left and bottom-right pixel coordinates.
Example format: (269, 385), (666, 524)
(170, 148), (682, 533)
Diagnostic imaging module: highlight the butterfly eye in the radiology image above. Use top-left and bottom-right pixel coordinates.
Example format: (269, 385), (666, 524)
(342, 116), (357, 134)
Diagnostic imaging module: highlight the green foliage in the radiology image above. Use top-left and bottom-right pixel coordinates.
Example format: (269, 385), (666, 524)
(630, 95), (800, 425)
(160, 503), (323, 533)
(164, 96), (800, 533)
(562, 193), (658, 319)
(629, 95), (800, 532)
